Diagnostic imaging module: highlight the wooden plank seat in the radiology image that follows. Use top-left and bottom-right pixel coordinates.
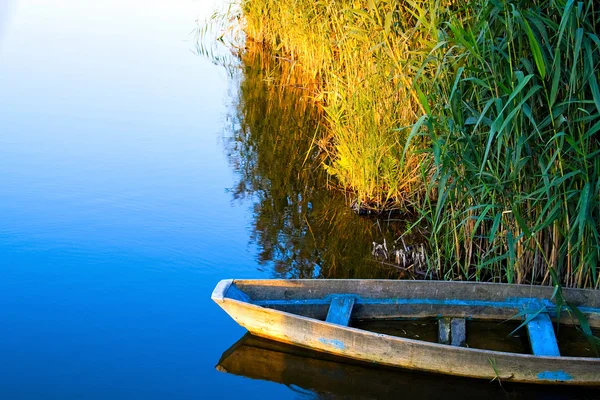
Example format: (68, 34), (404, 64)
(526, 312), (560, 356)
(438, 317), (466, 347)
(326, 296), (355, 326)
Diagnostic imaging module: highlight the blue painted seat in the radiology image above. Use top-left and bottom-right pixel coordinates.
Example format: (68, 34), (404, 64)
(526, 313), (560, 356)
(326, 296), (355, 326)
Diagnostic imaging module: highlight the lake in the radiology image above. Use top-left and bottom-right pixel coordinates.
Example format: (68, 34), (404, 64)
(0, 1), (597, 398)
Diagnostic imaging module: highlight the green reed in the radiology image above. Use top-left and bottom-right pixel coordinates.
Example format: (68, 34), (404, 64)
(214, 0), (599, 288)
(418, 0), (600, 287)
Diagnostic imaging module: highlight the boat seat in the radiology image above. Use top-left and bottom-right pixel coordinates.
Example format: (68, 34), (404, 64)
(526, 312), (560, 356)
(438, 318), (466, 347)
(326, 296), (355, 326)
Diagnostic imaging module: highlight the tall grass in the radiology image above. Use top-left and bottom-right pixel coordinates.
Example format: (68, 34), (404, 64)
(240, 0), (431, 210)
(214, 0), (599, 288)
(417, 0), (600, 287)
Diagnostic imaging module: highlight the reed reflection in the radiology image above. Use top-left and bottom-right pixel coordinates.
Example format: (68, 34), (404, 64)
(224, 45), (413, 279)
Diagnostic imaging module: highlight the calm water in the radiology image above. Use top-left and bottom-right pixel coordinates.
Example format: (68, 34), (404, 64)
(0, 1), (280, 398)
(0, 1), (597, 399)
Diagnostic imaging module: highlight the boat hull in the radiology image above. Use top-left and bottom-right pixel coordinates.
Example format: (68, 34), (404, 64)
(212, 279), (600, 385)
(217, 334), (599, 398)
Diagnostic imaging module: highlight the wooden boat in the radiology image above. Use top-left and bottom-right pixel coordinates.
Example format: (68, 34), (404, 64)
(212, 279), (600, 385)
(217, 333), (599, 399)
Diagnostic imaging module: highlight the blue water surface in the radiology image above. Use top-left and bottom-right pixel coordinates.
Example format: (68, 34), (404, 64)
(0, 1), (298, 398)
(4, 2), (599, 400)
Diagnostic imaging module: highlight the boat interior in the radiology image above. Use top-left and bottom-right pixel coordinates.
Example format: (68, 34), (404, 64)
(219, 279), (600, 358)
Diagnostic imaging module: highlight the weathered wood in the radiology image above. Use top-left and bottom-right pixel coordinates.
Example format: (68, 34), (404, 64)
(212, 279), (600, 385)
(527, 313), (560, 357)
(233, 279), (600, 310)
(451, 318), (466, 347)
(211, 279), (233, 302)
(438, 318), (451, 345)
(326, 296), (355, 326)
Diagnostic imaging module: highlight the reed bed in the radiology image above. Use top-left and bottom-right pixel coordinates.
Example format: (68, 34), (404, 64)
(215, 0), (600, 288)
(417, 0), (600, 288)
(241, 0), (431, 210)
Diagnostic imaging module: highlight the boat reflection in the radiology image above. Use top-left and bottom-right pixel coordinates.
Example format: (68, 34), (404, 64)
(217, 334), (599, 399)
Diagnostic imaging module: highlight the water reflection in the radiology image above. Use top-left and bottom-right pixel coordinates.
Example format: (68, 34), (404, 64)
(224, 46), (420, 279)
(218, 334), (599, 400)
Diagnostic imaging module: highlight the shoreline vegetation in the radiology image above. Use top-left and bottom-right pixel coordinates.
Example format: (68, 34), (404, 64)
(206, 0), (599, 288)
(218, 41), (430, 280)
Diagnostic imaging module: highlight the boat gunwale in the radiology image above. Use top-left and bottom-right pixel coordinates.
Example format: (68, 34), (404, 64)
(226, 278), (600, 298)
(213, 279), (600, 321)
